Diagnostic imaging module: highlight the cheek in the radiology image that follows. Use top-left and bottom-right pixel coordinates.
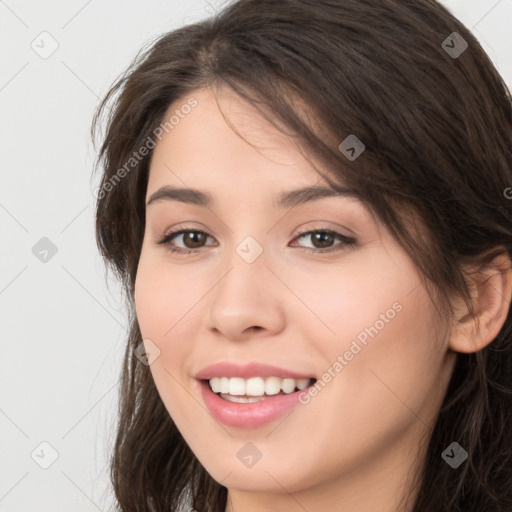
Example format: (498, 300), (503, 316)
(279, 249), (405, 351)
(134, 248), (219, 391)
(282, 285), (446, 487)
(302, 251), (445, 434)
(134, 249), (202, 341)
(319, 284), (444, 448)
(134, 253), (193, 385)
(134, 255), (202, 429)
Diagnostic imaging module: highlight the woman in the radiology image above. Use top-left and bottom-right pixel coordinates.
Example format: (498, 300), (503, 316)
(92, 0), (512, 510)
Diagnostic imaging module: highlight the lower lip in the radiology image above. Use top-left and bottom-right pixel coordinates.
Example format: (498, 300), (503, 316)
(198, 380), (313, 429)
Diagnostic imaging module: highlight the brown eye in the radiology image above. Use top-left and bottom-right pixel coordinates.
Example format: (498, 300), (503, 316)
(291, 229), (356, 253)
(157, 229), (215, 253)
(179, 231), (208, 249)
(309, 231), (335, 249)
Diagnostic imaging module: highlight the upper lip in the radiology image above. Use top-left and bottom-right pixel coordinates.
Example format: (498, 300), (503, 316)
(195, 362), (316, 380)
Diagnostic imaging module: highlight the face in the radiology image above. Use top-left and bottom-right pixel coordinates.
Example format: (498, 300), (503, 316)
(134, 86), (456, 506)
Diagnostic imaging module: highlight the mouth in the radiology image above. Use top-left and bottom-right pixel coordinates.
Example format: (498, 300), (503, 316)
(197, 376), (318, 428)
(203, 376), (317, 403)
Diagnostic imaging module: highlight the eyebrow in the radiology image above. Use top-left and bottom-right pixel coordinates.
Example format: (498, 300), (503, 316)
(146, 185), (360, 209)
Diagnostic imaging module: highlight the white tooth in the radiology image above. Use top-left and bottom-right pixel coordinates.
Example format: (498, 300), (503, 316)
(296, 378), (310, 390)
(281, 378), (296, 394)
(246, 377), (265, 396)
(209, 377), (221, 393)
(229, 377), (246, 396)
(219, 377), (230, 393)
(264, 377), (282, 395)
(210, 376), (313, 397)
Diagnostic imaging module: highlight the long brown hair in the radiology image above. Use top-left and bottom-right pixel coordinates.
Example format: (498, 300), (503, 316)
(92, 1), (512, 510)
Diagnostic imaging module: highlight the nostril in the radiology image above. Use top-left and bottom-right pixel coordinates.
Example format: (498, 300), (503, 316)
(249, 326), (263, 333)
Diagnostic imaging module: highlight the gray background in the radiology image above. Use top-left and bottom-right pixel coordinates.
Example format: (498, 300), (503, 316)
(1, 1), (511, 510)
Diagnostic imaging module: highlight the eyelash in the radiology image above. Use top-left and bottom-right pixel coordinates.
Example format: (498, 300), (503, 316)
(156, 227), (356, 254)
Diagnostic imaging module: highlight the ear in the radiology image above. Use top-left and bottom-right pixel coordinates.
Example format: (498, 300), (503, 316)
(449, 250), (512, 354)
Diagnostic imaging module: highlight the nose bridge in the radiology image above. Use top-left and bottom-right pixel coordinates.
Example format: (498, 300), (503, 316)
(221, 231), (269, 297)
(207, 234), (285, 339)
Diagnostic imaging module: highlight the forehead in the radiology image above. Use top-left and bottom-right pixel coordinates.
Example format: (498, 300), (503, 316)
(144, 86), (379, 232)
(147, 86), (330, 192)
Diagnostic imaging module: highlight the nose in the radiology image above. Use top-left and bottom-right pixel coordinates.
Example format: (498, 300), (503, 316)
(207, 247), (286, 341)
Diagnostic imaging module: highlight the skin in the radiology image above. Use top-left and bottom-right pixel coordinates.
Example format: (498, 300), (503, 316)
(134, 85), (512, 512)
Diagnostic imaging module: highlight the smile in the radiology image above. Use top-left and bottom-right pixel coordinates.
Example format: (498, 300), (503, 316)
(198, 377), (317, 428)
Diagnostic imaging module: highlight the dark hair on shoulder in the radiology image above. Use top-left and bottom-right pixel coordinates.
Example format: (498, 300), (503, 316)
(92, 1), (512, 510)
